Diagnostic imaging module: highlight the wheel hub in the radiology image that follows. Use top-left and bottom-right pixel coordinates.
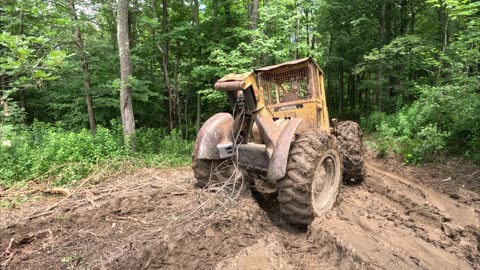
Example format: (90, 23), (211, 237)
(311, 150), (341, 216)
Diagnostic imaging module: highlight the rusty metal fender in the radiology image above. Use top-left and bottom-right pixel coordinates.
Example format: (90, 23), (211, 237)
(194, 113), (234, 160)
(267, 118), (303, 183)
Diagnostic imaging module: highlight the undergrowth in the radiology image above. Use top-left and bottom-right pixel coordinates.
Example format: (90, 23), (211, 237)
(0, 121), (193, 188)
(361, 83), (480, 164)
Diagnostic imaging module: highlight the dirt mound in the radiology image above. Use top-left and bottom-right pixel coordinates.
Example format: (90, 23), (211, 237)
(0, 159), (479, 269)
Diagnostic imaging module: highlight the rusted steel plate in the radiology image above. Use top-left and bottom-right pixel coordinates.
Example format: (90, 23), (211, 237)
(267, 118), (303, 183)
(194, 113), (234, 160)
(237, 143), (269, 172)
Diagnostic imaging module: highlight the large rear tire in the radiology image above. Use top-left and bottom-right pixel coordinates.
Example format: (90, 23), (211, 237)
(336, 121), (365, 184)
(277, 130), (342, 225)
(192, 155), (239, 188)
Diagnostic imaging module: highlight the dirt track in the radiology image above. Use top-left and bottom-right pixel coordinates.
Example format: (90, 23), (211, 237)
(0, 157), (479, 269)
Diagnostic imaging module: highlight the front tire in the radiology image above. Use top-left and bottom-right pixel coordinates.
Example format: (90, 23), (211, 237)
(277, 130), (342, 225)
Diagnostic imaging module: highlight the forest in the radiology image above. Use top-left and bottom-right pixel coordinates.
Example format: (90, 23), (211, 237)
(0, 0), (479, 187)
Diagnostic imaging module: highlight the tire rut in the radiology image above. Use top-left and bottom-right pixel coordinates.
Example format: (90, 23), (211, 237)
(1, 162), (478, 269)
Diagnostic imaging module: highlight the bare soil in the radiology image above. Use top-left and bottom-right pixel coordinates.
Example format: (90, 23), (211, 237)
(0, 153), (479, 270)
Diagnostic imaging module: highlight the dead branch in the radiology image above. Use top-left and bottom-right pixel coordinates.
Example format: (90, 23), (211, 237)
(1, 250), (17, 267)
(78, 230), (101, 238)
(469, 170), (479, 179)
(183, 160), (244, 222)
(43, 188), (71, 196)
(17, 229), (53, 244)
(27, 210), (55, 220)
(170, 191), (187, 196)
(455, 157), (464, 166)
(2, 238), (14, 255)
(0, 182), (38, 204)
(27, 174), (95, 220)
(86, 196), (99, 208)
(113, 216), (150, 225)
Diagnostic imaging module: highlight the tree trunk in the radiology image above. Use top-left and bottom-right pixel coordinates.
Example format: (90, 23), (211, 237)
(193, 0), (201, 132)
(224, 2), (232, 27)
(306, 8), (309, 46)
(1, 75), (5, 92)
(377, 65), (383, 112)
(18, 8), (24, 35)
(193, 0), (200, 27)
(1, 75), (10, 118)
(184, 92), (189, 139)
(338, 62), (344, 114)
(310, 7), (316, 50)
(69, 0), (97, 135)
(327, 32), (334, 110)
(128, 5), (135, 49)
(294, 0), (300, 59)
(251, 0), (259, 30)
(385, 1), (393, 43)
(17, 4), (26, 117)
(377, 1), (386, 112)
(365, 74), (371, 110)
(161, 0), (174, 132)
(311, 34), (315, 50)
(110, 2), (119, 49)
(400, 0), (408, 35)
(117, 0), (136, 149)
(152, 0), (174, 131)
(358, 75), (363, 110)
(213, 0), (218, 35)
(436, 8), (449, 85)
(174, 51), (181, 133)
(410, 0), (416, 34)
(195, 92), (201, 132)
(185, 56), (191, 139)
(348, 74), (356, 110)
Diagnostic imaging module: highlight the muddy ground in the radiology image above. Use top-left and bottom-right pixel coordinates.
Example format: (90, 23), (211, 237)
(0, 152), (479, 270)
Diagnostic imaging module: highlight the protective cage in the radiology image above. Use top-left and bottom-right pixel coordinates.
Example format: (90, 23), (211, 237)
(256, 58), (322, 106)
(255, 57), (329, 133)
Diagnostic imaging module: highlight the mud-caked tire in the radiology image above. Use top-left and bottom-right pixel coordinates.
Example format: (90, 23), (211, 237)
(192, 155), (240, 188)
(336, 121), (365, 184)
(277, 130), (342, 225)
